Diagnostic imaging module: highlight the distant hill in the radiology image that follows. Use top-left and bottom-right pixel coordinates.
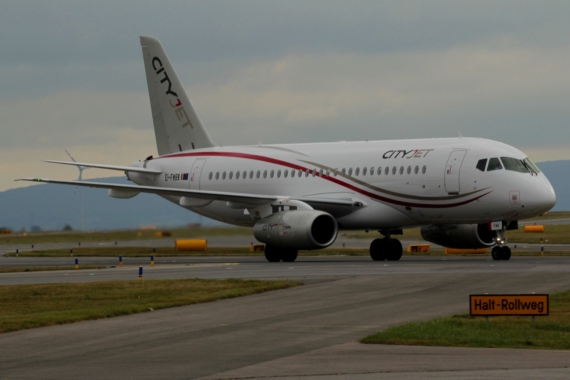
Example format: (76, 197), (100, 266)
(0, 177), (220, 232)
(0, 160), (567, 231)
(536, 160), (570, 211)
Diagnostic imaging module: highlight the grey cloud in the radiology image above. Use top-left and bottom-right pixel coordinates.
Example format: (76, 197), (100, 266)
(2, 0), (570, 66)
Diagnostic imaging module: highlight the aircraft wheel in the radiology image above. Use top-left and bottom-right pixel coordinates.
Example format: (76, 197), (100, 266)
(387, 239), (403, 261)
(282, 249), (298, 262)
(370, 239), (387, 261)
(264, 245), (281, 262)
(501, 246), (512, 261)
(491, 246), (502, 261)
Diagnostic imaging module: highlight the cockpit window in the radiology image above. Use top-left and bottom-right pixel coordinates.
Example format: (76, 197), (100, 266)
(487, 157), (503, 171)
(523, 157), (541, 174)
(501, 157), (529, 173)
(476, 159), (487, 172)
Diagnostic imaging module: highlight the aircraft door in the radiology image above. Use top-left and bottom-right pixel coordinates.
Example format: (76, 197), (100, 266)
(188, 158), (207, 190)
(444, 150), (468, 194)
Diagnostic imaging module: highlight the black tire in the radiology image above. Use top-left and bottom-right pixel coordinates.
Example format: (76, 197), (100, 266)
(282, 249), (298, 262)
(387, 239), (403, 261)
(501, 246), (511, 261)
(491, 246), (502, 261)
(264, 245), (281, 262)
(370, 239), (387, 261)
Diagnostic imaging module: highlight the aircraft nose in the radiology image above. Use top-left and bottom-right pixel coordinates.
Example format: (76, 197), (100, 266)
(536, 175), (556, 212)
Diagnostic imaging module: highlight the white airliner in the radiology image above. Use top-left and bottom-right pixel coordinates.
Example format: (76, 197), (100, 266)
(18, 36), (556, 262)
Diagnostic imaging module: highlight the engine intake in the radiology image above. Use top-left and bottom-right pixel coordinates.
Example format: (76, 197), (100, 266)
(420, 224), (496, 249)
(253, 210), (338, 250)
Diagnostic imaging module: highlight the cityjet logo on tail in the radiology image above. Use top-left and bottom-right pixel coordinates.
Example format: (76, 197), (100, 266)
(383, 149), (434, 159)
(152, 57), (193, 129)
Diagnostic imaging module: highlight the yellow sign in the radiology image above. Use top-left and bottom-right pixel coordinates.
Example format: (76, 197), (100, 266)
(470, 294), (548, 316)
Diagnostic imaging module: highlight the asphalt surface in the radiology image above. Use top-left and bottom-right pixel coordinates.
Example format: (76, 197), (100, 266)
(2, 253), (570, 379)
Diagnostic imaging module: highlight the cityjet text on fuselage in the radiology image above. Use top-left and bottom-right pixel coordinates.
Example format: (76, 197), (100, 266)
(382, 149), (434, 159)
(152, 57), (193, 129)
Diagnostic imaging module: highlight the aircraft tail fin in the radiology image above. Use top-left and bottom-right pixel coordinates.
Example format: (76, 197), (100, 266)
(140, 36), (215, 155)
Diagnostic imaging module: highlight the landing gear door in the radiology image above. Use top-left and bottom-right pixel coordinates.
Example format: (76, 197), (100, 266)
(444, 150), (468, 194)
(189, 158), (207, 190)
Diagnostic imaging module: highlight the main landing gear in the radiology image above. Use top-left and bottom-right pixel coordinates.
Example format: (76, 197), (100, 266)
(369, 237), (403, 261)
(491, 246), (511, 261)
(264, 245), (298, 262)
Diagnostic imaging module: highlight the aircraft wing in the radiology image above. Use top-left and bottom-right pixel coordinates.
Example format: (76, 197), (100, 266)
(15, 178), (359, 208)
(43, 160), (162, 175)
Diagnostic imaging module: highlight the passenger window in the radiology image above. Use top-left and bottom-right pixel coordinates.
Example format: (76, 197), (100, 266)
(305, 170), (310, 177)
(263, 170), (268, 178)
(370, 167), (374, 175)
(279, 170), (283, 178)
(312, 169), (316, 177)
(348, 168), (353, 176)
(243, 171), (247, 179)
(422, 165), (426, 174)
(289, 170), (293, 178)
(487, 158), (502, 171)
(229, 172), (233, 180)
(399, 166), (404, 175)
(256, 170), (260, 179)
(363, 167), (367, 176)
(342, 168), (346, 176)
(250, 171), (254, 179)
(414, 166), (419, 174)
(236, 171), (240, 179)
(385, 167), (389, 175)
(222, 172), (226, 180)
(326, 169), (330, 177)
(215, 172), (220, 180)
(319, 168), (323, 177)
(355, 167), (360, 176)
(270, 170), (274, 178)
(209, 172), (213, 180)
(334, 169), (338, 176)
(392, 167), (396, 175)
(476, 159), (487, 172)
(377, 167), (382, 175)
(407, 166), (411, 174)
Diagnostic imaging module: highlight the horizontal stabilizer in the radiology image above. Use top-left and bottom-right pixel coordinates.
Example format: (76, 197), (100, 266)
(44, 160), (162, 174)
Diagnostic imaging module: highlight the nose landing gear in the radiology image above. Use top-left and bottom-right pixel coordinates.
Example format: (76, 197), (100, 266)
(491, 246), (512, 260)
(491, 229), (511, 260)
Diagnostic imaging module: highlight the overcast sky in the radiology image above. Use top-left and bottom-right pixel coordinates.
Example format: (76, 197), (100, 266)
(2, 0), (570, 191)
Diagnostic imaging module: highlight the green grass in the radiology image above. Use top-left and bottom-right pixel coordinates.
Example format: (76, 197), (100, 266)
(3, 246), (381, 257)
(23, 246), (543, 258)
(361, 289), (570, 350)
(0, 266), (106, 273)
(6, 246), (570, 257)
(0, 226), (252, 245)
(0, 278), (300, 333)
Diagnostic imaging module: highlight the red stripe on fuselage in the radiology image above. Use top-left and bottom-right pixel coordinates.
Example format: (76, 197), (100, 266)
(155, 151), (490, 208)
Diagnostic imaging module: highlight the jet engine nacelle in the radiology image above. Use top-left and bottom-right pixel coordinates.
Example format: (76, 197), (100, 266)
(253, 210), (338, 250)
(420, 224), (496, 249)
